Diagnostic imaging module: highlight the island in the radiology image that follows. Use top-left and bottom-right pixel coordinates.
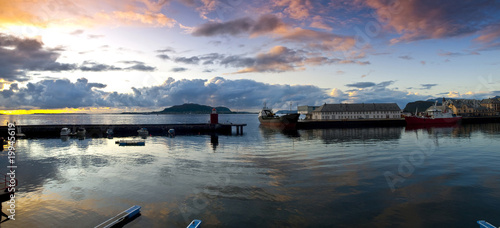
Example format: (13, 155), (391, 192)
(121, 103), (250, 114)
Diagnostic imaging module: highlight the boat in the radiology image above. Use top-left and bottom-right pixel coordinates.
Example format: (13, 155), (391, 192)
(117, 140), (145, 146)
(95, 205), (141, 228)
(137, 128), (149, 136)
(404, 101), (462, 125)
(477, 220), (496, 228)
(187, 220), (202, 228)
(76, 127), (86, 136)
(258, 104), (300, 128)
(60, 128), (72, 136)
(106, 129), (114, 138)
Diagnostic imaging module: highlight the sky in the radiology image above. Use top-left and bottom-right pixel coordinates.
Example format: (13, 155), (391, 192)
(0, 0), (500, 113)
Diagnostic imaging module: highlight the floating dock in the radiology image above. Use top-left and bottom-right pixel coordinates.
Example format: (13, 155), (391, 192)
(0, 123), (247, 138)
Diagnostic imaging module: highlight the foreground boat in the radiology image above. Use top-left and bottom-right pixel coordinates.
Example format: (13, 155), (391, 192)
(95, 205), (141, 228)
(187, 219), (202, 228)
(405, 102), (461, 125)
(258, 105), (299, 128)
(116, 140), (145, 146)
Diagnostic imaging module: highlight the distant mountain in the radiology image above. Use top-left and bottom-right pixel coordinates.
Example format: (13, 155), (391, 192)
(403, 101), (435, 113)
(154, 103), (233, 114)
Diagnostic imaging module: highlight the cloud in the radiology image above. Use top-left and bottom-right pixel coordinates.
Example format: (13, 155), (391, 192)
(79, 61), (156, 72)
(0, 33), (67, 82)
(420, 84), (437, 90)
(157, 54), (170, 60)
(0, 0), (178, 30)
(0, 78), (109, 109)
(398, 55), (413, 60)
(366, 0), (500, 43)
(438, 50), (480, 56)
(70, 29), (84, 35)
(272, 0), (313, 20)
(171, 67), (188, 72)
(174, 56), (200, 65)
(0, 77), (332, 110)
(345, 82), (376, 88)
(0, 33), (157, 82)
(192, 14), (285, 37)
(156, 47), (176, 53)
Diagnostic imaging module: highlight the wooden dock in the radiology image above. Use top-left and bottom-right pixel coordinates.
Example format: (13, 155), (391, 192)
(0, 123), (247, 138)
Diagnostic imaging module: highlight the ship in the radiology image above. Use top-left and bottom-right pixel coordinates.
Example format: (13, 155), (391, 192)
(405, 101), (462, 125)
(258, 104), (300, 128)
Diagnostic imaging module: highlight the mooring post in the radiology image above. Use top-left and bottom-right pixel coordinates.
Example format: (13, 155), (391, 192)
(236, 125), (240, 135)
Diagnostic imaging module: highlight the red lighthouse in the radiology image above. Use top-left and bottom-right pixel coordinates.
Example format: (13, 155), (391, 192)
(210, 108), (218, 124)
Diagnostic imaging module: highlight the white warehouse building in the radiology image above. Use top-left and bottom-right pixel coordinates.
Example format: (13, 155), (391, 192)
(311, 103), (401, 120)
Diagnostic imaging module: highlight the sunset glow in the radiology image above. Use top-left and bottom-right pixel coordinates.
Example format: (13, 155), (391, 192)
(0, 0), (499, 112)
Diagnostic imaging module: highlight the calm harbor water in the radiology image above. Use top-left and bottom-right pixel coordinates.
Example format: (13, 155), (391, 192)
(1, 114), (499, 227)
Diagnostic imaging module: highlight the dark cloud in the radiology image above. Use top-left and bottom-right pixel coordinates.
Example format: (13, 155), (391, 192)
(171, 67), (188, 72)
(155, 47), (175, 53)
(420, 84), (438, 90)
(0, 78), (109, 109)
(76, 61), (156, 72)
(174, 56), (200, 64)
(0, 77), (332, 110)
(126, 63), (156, 71)
(192, 15), (285, 37)
(398, 55), (413, 60)
(157, 54), (170, 60)
(0, 34), (156, 82)
(345, 82), (376, 88)
(0, 33), (63, 81)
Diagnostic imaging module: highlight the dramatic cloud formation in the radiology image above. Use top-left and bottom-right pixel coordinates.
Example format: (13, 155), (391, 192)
(0, 33), (155, 82)
(0, 77), (441, 110)
(0, 33), (69, 81)
(0, 77), (332, 110)
(160, 46), (369, 73)
(366, 0), (500, 43)
(192, 14), (286, 37)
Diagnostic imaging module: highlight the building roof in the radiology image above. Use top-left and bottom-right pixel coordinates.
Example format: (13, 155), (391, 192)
(481, 98), (500, 104)
(447, 99), (481, 108)
(314, 103), (400, 112)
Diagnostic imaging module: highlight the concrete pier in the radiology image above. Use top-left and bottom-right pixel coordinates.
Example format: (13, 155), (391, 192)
(0, 123), (246, 138)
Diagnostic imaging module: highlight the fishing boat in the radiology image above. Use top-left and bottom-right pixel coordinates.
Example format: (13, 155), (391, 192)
(95, 205), (141, 228)
(405, 101), (461, 125)
(258, 104), (300, 128)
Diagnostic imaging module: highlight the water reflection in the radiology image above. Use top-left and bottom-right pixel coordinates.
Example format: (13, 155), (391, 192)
(259, 125), (300, 138)
(300, 127), (403, 144)
(4, 122), (500, 227)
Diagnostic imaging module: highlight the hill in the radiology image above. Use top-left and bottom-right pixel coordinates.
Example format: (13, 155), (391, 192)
(154, 103), (233, 114)
(403, 101), (436, 113)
